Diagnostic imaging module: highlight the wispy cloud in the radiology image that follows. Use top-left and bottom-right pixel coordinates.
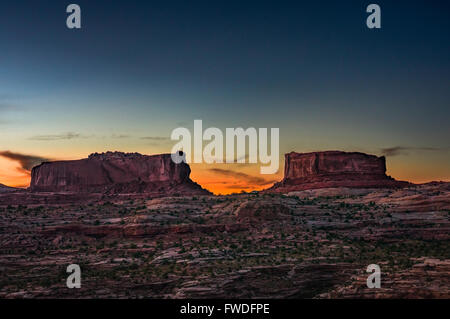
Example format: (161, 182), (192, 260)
(29, 132), (84, 141)
(0, 151), (50, 173)
(223, 184), (253, 190)
(0, 100), (17, 114)
(0, 94), (25, 111)
(140, 136), (170, 141)
(111, 134), (131, 139)
(209, 168), (276, 186)
(380, 146), (443, 157)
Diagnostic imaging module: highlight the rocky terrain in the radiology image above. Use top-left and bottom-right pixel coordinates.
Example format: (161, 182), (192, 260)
(0, 182), (448, 298)
(0, 151), (448, 298)
(268, 151), (409, 192)
(0, 184), (19, 193)
(30, 151), (209, 196)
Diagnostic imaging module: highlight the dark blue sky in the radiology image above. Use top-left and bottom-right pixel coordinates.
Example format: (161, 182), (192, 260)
(0, 0), (449, 186)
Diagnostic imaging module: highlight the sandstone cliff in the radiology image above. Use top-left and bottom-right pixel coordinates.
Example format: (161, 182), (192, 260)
(30, 151), (210, 195)
(268, 151), (409, 192)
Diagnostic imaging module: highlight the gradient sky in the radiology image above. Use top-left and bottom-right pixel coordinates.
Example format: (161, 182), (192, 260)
(0, 0), (449, 194)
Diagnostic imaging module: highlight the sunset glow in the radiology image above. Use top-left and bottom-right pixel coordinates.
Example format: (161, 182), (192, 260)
(0, 1), (449, 194)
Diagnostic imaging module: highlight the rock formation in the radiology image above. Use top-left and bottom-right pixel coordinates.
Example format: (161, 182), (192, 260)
(268, 151), (409, 193)
(30, 151), (210, 195)
(233, 200), (290, 222)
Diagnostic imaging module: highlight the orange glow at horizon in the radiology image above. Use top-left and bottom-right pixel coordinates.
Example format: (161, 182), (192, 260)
(0, 158), (31, 188)
(188, 163), (283, 195)
(1, 157), (449, 194)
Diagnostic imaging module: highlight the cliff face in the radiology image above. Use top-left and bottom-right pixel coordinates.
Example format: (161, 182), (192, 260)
(30, 152), (210, 195)
(268, 151), (409, 192)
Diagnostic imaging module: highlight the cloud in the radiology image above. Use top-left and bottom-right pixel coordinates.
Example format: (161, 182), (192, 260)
(209, 168), (276, 186)
(223, 184), (253, 190)
(0, 151), (50, 172)
(0, 94), (23, 112)
(111, 134), (131, 139)
(29, 132), (83, 141)
(380, 146), (443, 157)
(140, 136), (170, 141)
(201, 154), (256, 165)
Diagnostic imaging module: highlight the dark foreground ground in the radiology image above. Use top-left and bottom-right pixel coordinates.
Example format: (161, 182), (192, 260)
(0, 183), (449, 298)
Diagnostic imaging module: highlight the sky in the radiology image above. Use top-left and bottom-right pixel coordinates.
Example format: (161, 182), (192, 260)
(0, 0), (449, 194)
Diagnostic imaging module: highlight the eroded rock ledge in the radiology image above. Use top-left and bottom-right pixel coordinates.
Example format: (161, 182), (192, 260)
(268, 151), (409, 193)
(30, 152), (210, 196)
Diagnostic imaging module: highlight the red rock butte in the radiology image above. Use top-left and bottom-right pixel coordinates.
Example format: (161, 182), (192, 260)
(30, 151), (210, 196)
(267, 151), (410, 193)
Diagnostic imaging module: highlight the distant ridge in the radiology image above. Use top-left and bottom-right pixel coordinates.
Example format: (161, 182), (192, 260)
(0, 183), (18, 193)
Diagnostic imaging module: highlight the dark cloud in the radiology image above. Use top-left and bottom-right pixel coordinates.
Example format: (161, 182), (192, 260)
(223, 184), (252, 190)
(209, 168), (276, 186)
(0, 151), (50, 172)
(111, 134), (131, 139)
(380, 146), (443, 157)
(29, 132), (83, 141)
